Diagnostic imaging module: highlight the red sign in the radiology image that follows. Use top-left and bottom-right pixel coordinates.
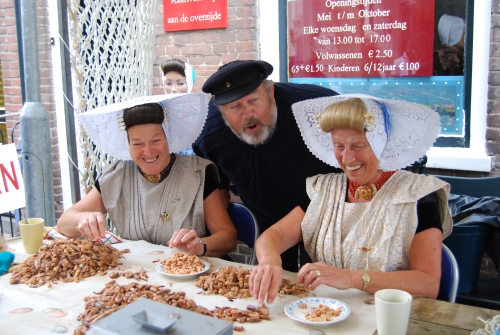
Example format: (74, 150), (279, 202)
(288, 0), (435, 78)
(163, 0), (228, 32)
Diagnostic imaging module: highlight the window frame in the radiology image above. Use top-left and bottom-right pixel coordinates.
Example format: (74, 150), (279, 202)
(259, 0), (491, 172)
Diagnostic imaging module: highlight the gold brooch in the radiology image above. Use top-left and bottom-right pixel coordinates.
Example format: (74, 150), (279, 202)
(144, 173), (162, 183)
(226, 81), (231, 88)
(354, 185), (377, 200)
(160, 212), (170, 222)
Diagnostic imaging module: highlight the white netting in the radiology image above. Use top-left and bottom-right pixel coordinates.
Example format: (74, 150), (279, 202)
(471, 315), (500, 335)
(67, 0), (160, 194)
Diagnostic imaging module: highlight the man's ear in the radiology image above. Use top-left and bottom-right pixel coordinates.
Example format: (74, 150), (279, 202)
(269, 82), (276, 104)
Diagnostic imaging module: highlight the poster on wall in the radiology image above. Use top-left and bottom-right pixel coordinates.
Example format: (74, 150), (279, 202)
(288, 0), (434, 78)
(163, 0), (228, 32)
(287, 0), (466, 138)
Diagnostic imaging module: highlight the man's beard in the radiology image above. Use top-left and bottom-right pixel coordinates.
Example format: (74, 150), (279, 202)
(224, 103), (278, 146)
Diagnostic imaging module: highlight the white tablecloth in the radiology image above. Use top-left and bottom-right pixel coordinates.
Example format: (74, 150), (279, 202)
(0, 237), (377, 334)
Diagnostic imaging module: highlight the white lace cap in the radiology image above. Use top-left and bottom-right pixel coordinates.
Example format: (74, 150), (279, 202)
(76, 93), (209, 161)
(184, 63), (195, 93)
(292, 94), (441, 171)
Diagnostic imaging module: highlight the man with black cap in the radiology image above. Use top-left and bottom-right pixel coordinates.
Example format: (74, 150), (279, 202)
(193, 60), (340, 272)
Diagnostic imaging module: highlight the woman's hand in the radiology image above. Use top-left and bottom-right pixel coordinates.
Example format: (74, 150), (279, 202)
(57, 187), (108, 239)
(77, 212), (107, 241)
(168, 229), (204, 255)
(297, 262), (353, 291)
(249, 260), (284, 304)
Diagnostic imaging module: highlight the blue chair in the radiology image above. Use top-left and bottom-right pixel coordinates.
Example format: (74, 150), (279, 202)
(438, 244), (459, 302)
(227, 202), (259, 265)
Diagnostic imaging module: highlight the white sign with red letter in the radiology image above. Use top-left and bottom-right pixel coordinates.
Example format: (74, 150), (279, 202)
(0, 144), (25, 213)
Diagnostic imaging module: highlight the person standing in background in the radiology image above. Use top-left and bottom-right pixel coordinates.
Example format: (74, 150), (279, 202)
(193, 60), (342, 272)
(160, 59), (196, 94)
(433, 14), (465, 76)
(160, 59), (197, 155)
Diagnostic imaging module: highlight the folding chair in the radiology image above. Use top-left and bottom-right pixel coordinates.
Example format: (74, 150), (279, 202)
(227, 202), (259, 265)
(438, 244), (460, 302)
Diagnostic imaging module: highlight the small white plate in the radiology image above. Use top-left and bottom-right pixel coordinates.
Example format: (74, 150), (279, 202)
(284, 297), (350, 326)
(156, 259), (210, 279)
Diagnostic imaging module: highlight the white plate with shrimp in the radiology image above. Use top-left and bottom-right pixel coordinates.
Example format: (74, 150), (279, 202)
(156, 259), (210, 279)
(284, 297), (350, 326)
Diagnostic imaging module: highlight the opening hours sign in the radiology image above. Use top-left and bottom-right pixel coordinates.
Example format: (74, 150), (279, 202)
(288, 0), (435, 78)
(163, 0), (228, 32)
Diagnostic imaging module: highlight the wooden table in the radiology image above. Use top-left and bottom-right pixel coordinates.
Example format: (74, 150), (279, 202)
(372, 297), (499, 334)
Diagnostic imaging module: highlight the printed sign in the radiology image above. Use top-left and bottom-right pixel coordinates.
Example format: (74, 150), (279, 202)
(288, 0), (435, 78)
(163, 0), (228, 32)
(0, 144), (25, 213)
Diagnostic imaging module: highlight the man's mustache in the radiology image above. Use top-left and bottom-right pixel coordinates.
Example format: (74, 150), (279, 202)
(242, 117), (263, 131)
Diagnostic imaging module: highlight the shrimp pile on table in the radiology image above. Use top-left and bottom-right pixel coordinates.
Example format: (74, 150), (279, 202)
(9, 239), (128, 287)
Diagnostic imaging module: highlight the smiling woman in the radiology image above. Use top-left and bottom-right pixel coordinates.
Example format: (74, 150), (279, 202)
(249, 94), (453, 303)
(56, 94), (237, 258)
(125, 105), (172, 177)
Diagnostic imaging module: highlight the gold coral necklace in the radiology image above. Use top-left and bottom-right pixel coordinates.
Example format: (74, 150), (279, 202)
(138, 153), (176, 183)
(348, 171), (396, 200)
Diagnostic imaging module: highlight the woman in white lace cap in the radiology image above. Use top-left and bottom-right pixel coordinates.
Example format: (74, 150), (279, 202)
(57, 94), (237, 258)
(160, 59), (196, 155)
(433, 14), (465, 76)
(249, 95), (452, 303)
(160, 59), (196, 94)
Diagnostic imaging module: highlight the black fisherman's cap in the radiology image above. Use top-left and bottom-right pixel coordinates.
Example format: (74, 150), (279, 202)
(202, 60), (273, 105)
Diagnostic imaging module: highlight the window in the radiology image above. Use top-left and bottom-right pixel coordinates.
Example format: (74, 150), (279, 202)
(259, 0), (491, 171)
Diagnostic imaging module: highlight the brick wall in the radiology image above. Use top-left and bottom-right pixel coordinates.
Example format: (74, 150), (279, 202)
(152, 0), (259, 263)
(0, 0), (22, 144)
(153, 0), (258, 95)
(0, 0), (63, 221)
(489, 0), (500, 175)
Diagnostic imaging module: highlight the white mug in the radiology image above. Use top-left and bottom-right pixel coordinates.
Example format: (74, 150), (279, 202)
(375, 289), (412, 335)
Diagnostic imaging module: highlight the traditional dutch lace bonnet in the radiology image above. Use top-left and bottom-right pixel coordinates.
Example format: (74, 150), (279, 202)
(292, 94), (441, 171)
(76, 93), (208, 161)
